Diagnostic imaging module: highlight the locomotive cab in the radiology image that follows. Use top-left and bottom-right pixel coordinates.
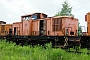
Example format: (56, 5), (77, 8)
(21, 12), (48, 36)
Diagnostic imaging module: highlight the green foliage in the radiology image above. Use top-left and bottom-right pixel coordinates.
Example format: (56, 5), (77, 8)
(55, 0), (74, 17)
(0, 40), (90, 60)
(78, 23), (82, 36)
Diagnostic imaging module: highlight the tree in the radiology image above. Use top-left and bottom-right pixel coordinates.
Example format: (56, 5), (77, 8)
(55, 0), (74, 17)
(78, 23), (82, 36)
(55, 0), (82, 36)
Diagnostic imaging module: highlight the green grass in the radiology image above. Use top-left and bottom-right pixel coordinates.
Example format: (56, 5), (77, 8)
(0, 40), (90, 60)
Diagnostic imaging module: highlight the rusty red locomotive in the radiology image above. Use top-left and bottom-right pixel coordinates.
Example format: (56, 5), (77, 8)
(0, 12), (89, 49)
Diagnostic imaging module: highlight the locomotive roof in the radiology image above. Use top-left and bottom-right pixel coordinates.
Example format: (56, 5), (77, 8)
(0, 24), (12, 25)
(13, 22), (21, 24)
(21, 12), (47, 17)
(53, 16), (78, 20)
(87, 12), (90, 14)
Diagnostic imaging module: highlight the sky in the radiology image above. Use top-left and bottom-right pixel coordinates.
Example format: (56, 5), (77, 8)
(0, 0), (89, 32)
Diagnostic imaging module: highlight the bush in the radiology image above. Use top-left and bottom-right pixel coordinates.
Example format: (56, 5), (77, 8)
(0, 40), (90, 60)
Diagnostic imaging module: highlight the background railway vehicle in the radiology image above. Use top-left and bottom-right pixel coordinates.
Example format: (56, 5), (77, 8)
(3, 12), (80, 48)
(0, 21), (12, 39)
(80, 12), (90, 50)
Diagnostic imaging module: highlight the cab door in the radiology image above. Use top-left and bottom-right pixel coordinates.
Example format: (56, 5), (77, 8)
(14, 27), (18, 35)
(39, 20), (47, 35)
(9, 28), (12, 35)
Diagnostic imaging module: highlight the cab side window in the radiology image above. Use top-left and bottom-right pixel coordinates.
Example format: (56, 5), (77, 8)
(32, 14), (37, 20)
